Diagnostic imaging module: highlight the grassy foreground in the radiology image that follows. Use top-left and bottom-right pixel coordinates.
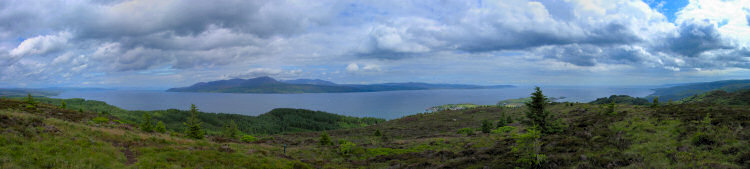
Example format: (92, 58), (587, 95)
(2, 90), (750, 168)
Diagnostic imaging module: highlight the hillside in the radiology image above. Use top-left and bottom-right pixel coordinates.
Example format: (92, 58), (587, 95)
(9, 96), (383, 136)
(3, 88), (750, 168)
(167, 76), (514, 93)
(0, 98), (311, 168)
(680, 89), (750, 105)
(647, 79), (750, 102)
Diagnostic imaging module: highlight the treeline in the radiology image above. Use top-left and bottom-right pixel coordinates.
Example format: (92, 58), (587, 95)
(14, 96), (384, 136)
(589, 95), (650, 105)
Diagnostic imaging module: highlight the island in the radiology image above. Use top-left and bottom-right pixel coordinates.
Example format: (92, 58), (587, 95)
(166, 76), (515, 93)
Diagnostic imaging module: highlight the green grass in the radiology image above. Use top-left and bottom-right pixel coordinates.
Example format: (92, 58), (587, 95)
(3, 91), (750, 168)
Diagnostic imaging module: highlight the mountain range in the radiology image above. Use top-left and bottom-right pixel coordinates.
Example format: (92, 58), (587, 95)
(166, 76), (514, 93)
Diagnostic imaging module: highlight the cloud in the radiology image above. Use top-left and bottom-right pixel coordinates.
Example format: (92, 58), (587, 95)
(9, 31), (71, 57)
(1, 0), (750, 87)
(346, 63), (381, 72)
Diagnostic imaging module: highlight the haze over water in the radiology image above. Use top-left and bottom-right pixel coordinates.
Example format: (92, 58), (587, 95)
(54, 86), (654, 119)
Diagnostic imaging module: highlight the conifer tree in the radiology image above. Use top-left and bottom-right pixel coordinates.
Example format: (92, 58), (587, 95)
(652, 96), (659, 107)
(60, 100), (67, 109)
(606, 100), (616, 115)
(140, 114), (154, 132)
(374, 129), (382, 137)
(524, 87), (551, 133)
(184, 104), (204, 139)
(223, 120), (240, 139)
(25, 93), (35, 105)
(319, 131), (332, 146)
(481, 120), (493, 133)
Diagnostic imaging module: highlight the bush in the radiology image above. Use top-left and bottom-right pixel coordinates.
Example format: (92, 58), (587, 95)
(338, 141), (357, 155)
(92, 117), (109, 124)
(690, 132), (715, 146)
(319, 132), (333, 146)
(491, 126), (516, 134)
(240, 135), (257, 143)
(457, 128), (474, 136)
(155, 121), (167, 133)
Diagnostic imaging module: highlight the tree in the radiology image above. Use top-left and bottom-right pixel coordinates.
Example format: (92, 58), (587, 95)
(506, 115), (513, 124)
(222, 120), (240, 139)
(155, 121), (167, 133)
(481, 120), (492, 133)
(60, 100), (67, 109)
(184, 104), (204, 139)
(513, 126), (546, 168)
(140, 113), (154, 132)
(374, 129), (382, 137)
(524, 87), (552, 133)
(606, 100), (616, 115)
(25, 94), (36, 106)
(497, 112), (508, 128)
(652, 96), (659, 107)
(319, 131), (332, 146)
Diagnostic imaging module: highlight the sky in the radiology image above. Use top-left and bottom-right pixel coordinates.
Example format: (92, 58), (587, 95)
(1, 0), (750, 89)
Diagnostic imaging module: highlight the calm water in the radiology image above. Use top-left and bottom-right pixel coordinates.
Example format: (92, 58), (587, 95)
(53, 86), (654, 119)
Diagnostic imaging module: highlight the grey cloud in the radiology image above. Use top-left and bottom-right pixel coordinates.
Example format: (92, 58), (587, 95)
(534, 44), (645, 67)
(665, 21), (731, 57)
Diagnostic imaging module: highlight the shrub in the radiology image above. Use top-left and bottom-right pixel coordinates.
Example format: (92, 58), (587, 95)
(491, 126), (516, 134)
(241, 135), (257, 143)
(155, 121), (167, 133)
(338, 141), (357, 155)
(690, 132), (715, 146)
(319, 132), (333, 146)
(92, 117), (109, 124)
(457, 128), (474, 136)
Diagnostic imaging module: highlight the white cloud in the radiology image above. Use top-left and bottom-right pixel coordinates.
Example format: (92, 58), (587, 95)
(9, 31), (71, 57)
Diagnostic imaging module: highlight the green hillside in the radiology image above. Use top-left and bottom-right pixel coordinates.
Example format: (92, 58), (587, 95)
(7, 97), (384, 136)
(648, 79), (750, 102)
(3, 88), (750, 168)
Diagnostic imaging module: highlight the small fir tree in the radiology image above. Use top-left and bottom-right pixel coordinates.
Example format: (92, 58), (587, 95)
(524, 87), (551, 133)
(140, 113), (154, 132)
(25, 93), (36, 106)
(222, 120), (240, 139)
(184, 104), (204, 139)
(60, 100), (67, 109)
(374, 129), (382, 137)
(481, 120), (493, 133)
(319, 131), (332, 146)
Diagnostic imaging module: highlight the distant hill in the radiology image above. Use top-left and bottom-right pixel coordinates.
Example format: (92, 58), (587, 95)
(167, 76), (515, 93)
(281, 79), (338, 86)
(647, 79), (750, 102)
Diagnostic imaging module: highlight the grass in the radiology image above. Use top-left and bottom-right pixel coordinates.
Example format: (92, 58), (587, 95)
(3, 94), (750, 168)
